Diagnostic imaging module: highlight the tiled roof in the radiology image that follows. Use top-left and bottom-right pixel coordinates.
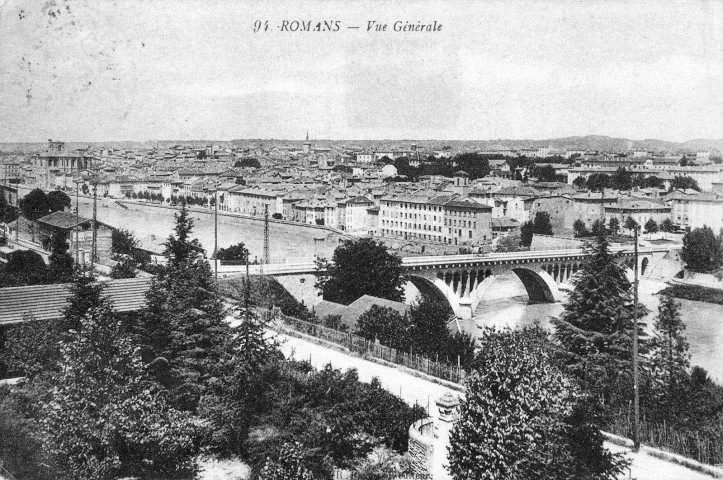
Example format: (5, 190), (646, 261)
(0, 277), (152, 325)
(37, 211), (92, 230)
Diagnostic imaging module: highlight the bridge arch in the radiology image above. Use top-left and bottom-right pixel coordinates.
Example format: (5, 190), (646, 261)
(641, 257), (649, 275)
(511, 267), (561, 303)
(407, 275), (455, 315)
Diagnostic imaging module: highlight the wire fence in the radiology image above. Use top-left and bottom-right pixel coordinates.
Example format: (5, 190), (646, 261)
(261, 307), (465, 384)
(607, 412), (723, 466)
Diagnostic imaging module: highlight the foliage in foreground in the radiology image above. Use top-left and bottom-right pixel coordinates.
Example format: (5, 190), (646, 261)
(449, 326), (627, 480)
(244, 361), (426, 479)
(355, 295), (477, 369)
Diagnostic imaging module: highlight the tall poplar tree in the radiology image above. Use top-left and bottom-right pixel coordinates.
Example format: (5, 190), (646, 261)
(649, 295), (690, 418)
(552, 228), (648, 412)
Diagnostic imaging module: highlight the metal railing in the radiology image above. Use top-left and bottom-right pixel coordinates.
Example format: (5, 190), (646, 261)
(268, 309), (465, 384)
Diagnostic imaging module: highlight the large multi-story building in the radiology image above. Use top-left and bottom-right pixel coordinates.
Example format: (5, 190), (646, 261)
(379, 192), (493, 246)
(604, 198), (671, 228)
(337, 196), (374, 232)
(31, 139), (93, 187)
(666, 191), (723, 232)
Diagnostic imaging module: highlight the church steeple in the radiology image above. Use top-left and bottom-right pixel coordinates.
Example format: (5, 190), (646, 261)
(305, 131), (309, 141)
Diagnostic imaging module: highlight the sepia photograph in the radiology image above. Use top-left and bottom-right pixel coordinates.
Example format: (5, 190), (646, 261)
(0, 1), (722, 479)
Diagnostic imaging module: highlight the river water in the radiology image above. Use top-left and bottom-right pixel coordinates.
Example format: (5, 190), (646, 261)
(77, 197), (342, 262)
(79, 198), (723, 382)
(469, 274), (723, 383)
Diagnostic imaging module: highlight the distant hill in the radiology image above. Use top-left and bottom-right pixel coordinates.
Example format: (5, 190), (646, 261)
(2, 135), (721, 155)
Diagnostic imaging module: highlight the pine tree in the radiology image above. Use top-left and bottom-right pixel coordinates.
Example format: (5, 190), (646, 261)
(552, 228), (648, 412)
(649, 295), (690, 417)
(42, 274), (197, 480)
(135, 203), (231, 411)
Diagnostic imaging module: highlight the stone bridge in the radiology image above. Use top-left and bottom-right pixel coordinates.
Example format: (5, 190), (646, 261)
(227, 246), (678, 319)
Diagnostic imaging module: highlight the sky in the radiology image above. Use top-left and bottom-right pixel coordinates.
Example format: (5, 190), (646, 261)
(0, 0), (721, 143)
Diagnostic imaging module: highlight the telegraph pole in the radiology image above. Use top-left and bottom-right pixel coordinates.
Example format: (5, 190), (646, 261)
(214, 187), (218, 281)
(632, 225), (641, 450)
(263, 203), (270, 264)
(75, 179), (80, 264)
(91, 177), (97, 267)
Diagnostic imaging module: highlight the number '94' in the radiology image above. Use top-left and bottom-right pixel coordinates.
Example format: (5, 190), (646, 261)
(253, 20), (269, 32)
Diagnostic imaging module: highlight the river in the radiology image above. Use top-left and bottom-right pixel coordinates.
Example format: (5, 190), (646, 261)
(79, 198), (723, 382)
(468, 274), (723, 383)
(76, 197), (343, 262)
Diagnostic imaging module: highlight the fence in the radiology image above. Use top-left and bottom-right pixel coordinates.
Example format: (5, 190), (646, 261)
(607, 412), (723, 466)
(267, 308), (465, 384)
(334, 471), (430, 480)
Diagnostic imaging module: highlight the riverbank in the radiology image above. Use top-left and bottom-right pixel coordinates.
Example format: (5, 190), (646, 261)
(76, 196), (346, 261)
(661, 283), (723, 305)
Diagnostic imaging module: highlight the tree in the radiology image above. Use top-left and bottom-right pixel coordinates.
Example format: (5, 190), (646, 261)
(111, 228), (150, 270)
(681, 226), (722, 272)
(670, 175), (700, 192)
(660, 218), (675, 233)
(534, 164), (558, 182)
(409, 295), (454, 361)
(198, 295), (278, 454)
(520, 221), (534, 247)
(47, 190), (71, 213)
(0, 249), (47, 287)
(608, 217), (620, 235)
(572, 176), (587, 189)
(355, 305), (411, 352)
(19, 188), (51, 241)
(552, 228), (649, 415)
(258, 442), (317, 480)
(135, 203), (230, 412)
(586, 173), (610, 191)
(591, 219), (606, 237)
(315, 238), (405, 305)
(449, 327), (626, 480)
(645, 218), (658, 234)
(495, 232), (522, 252)
(215, 242), (249, 263)
(611, 167), (633, 191)
(234, 157), (261, 169)
(454, 153), (490, 180)
(649, 295), (690, 418)
(533, 211), (554, 236)
(47, 230), (74, 283)
(624, 216), (639, 233)
(110, 256), (137, 279)
(41, 274), (198, 480)
(573, 219), (589, 238)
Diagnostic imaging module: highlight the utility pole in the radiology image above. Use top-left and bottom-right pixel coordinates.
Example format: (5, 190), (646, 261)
(214, 187), (218, 281)
(91, 173), (97, 267)
(632, 224), (641, 451)
(75, 179), (80, 264)
(263, 203), (270, 264)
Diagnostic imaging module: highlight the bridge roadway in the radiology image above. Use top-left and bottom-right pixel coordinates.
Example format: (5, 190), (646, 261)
(231, 246), (672, 276)
(226, 246), (677, 319)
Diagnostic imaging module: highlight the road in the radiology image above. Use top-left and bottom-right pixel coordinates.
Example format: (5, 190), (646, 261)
(274, 331), (719, 480)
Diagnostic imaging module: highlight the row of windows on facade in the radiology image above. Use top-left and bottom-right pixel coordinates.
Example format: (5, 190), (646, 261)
(383, 201), (480, 216)
(381, 219), (477, 229)
(381, 229), (478, 242)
